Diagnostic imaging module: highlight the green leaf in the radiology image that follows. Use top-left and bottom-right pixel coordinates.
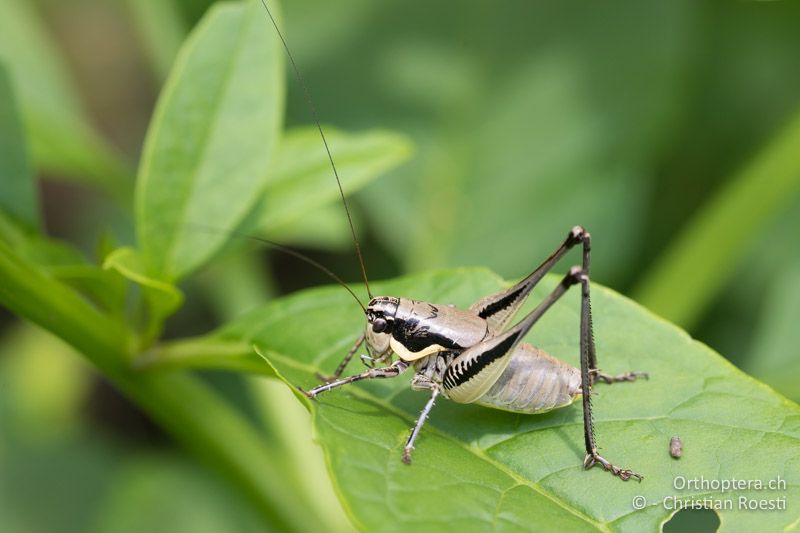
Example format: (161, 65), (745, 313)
(136, 0), (284, 281)
(103, 247), (184, 349)
(0, 0), (132, 199)
(0, 63), (38, 229)
(268, 203), (359, 250)
(358, 2), (692, 284)
(253, 126), (412, 236)
(0, 212), (126, 315)
(208, 268), (798, 532)
(744, 262), (800, 404)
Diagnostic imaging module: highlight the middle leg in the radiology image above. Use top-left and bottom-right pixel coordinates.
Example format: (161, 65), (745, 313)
(403, 384), (441, 464)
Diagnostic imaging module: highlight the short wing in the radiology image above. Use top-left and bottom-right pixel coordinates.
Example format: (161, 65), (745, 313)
(442, 327), (524, 404)
(449, 273), (574, 403)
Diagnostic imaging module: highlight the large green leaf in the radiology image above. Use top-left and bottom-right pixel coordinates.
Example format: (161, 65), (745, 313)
(136, 0), (284, 281)
(205, 268), (798, 532)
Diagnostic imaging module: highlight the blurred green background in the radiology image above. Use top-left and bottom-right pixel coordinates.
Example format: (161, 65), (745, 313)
(1, 0), (799, 531)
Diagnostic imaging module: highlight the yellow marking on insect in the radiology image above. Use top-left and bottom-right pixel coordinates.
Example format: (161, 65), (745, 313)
(390, 338), (446, 362)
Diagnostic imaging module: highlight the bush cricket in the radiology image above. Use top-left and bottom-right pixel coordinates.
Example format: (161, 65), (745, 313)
(257, 0), (648, 482)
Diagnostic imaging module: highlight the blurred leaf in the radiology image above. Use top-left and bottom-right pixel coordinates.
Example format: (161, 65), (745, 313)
(195, 250), (277, 321)
(0, 236), (127, 372)
(0, 247), (325, 530)
(249, 378), (356, 533)
(282, 0), (377, 64)
(151, 125), (409, 285)
(0, 63), (38, 229)
(0, 326), (106, 533)
(49, 263), (127, 318)
(266, 203), (356, 250)
(184, 126), (410, 270)
(124, 0), (187, 81)
(254, 126), (412, 236)
(136, 0), (284, 281)
(0, 214), (337, 533)
(0, 212), (126, 315)
(635, 108), (800, 329)
(0, 0), (132, 198)
(203, 268), (798, 532)
(744, 263), (800, 403)
(0, 435), (119, 533)
(0, 211), (83, 265)
(691, 204), (800, 371)
(103, 247), (183, 349)
(355, 1), (693, 285)
(0, 324), (92, 445)
(93, 454), (264, 533)
(439, 52), (653, 279)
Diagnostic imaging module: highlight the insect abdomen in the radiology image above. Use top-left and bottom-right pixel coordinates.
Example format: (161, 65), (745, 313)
(474, 344), (580, 414)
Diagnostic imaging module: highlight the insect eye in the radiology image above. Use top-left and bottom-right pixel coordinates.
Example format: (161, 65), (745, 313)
(372, 318), (388, 333)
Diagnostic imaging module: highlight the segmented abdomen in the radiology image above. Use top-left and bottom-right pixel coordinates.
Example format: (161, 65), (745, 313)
(475, 343), (580, 414)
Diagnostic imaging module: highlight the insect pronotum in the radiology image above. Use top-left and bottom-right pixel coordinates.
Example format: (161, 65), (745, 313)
(257, 0), (648, 481)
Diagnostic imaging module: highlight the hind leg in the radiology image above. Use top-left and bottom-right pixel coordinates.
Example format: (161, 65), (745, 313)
(576, 270), (642, 481)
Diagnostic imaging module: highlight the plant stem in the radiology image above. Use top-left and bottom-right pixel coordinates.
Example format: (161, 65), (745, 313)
(0, 241), (324, 532)
(137, 336), (268, 375)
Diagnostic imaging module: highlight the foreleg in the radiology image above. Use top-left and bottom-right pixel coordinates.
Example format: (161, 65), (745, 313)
(316, 332), (365, 382)
(302, 359), (409, 398)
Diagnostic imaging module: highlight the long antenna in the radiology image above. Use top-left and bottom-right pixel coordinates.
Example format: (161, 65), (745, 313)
(259, 0), (373, 300)
(188, 224), (366, 313)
